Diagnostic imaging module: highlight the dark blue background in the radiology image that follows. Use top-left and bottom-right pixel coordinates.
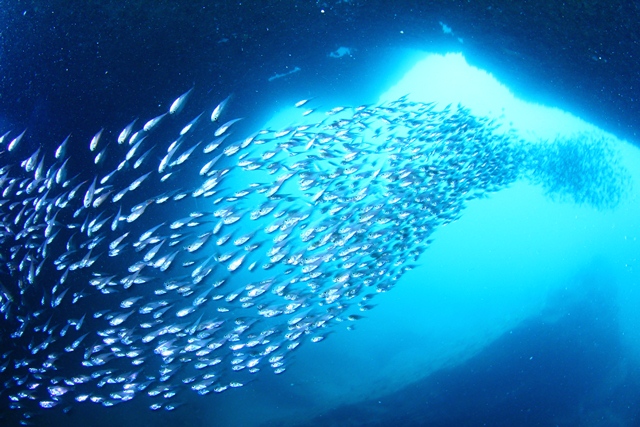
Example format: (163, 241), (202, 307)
(1, 1), (640, 144)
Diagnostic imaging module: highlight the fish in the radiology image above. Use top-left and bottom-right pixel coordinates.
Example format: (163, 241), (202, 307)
(55, 134), (71, 159)
(126, 137), (146, 162)
(112, 186), (130, 203)
(203, 134), (230, 154)
(134, 145), (156, 169)
(294, 97), (315, 108)
(90, 129), (104, 152)
(170, 142), (201, 167)
(94, 145), (108, 165)
(55, 158), (71, 185)
(0, 84), (626, 425)
(83, 177), (98, 208)
(92, 190), (114, 208)
(7, 129), (27, 152)
(159, 142), (181, 173)
(118, 119), (138, 144)
(180, 112), (204, 136)
(128, 171), (152, 191)
(0, 129), (12, 146)
(211, 95), (231, 122)
(99, 167), (118, 185)
(214, 117), (243, 137)
(23, 147), (41, 172)
(126, 199), (153, 223)
(170, 87), (194, 115)
(143, 113), (168, 132)
(109, 310), (134, 326)
(185, 232), (212, 253)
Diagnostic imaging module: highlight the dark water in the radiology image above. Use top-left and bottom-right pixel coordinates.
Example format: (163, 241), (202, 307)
(2, 1), (640, 143)
(1, 1), (639, 426)
(302, 272), (639, 427)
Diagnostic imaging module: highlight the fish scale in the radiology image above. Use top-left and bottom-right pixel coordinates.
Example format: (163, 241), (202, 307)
(0, 87), (628, 421)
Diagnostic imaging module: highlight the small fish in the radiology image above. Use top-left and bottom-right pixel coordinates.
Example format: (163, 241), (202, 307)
(170, 143), (200, 168)
(203, 134), (230, 154)
(144, 113), (168, 132)
(133, 145), (155, 169)
(23, 148), (41, 172)
(192, 288), (212, 307)
(169, 87), (194, 115)
(159, 142), (181, 173)
(111, 206), (122, 231)
(94, 145), (108, 165)
(75, 314), (86, 330)
(52, 288), (69, 308)
(199, 153), (224, 176)
(176, 306), (196, 318)
(55, 134), (71, 159)
(118, 119), (138, 144)
(0, 129), (11, 145)
(143, 240), (165, 262)
(109, 231), (129, 250)
(121, 296), (143, 309)
(126, 137), (146, 161)
(109, 310), (134, 326)
(126, 199), (153, 223)
(128, 171), (152, 191)
(186, 232), (211, 253)
(112, 187), (129, 203)
(34, 156), (46, 180)
(294, 97), (315, 108)
(55, 158), (71, 185)
(214, 118), (243, 137)
(90, 129), (104, 152)
(180, 112), (204, 136)
(92, 190), (114, 208)
(129, 130), (144, 146)
(8, 129), (26, 152)
(227, 253), (246, 272)
(99, 167), (118, 185)
(65, 332), (89, 352)
(211, 95), (231, 122)
(83, 177), (98, 208)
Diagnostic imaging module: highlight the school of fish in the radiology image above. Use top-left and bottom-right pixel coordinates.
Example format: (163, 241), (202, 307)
(0, 88), (627, 424)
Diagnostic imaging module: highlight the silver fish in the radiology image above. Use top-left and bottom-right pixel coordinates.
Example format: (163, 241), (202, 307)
(210, 95), (231, 122)
(89, 128), (104, 152)
(169, 86), (194, 115)
(180, 112), (204, 136)
(83, 177), (97, 209)
(8, 129), (27, 152)
(23, 147), (41, 172)
(143, 113), (168, 132)
(55, 134), (71, 159)
(128, 171), (152, 192)
(214, 117), (243, 137)
(118, 119), (137, 144)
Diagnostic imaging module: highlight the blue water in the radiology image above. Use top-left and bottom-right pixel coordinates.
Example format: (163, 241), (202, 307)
(1, 2), (640, 427)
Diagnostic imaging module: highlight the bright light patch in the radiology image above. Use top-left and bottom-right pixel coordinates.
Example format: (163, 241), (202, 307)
(265, 52), (601, 141)
(378, 52), (599, 140)
(227, 51), (640, 427)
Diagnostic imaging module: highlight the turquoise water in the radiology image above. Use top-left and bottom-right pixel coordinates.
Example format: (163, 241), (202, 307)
(201, 53), (640, 427)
